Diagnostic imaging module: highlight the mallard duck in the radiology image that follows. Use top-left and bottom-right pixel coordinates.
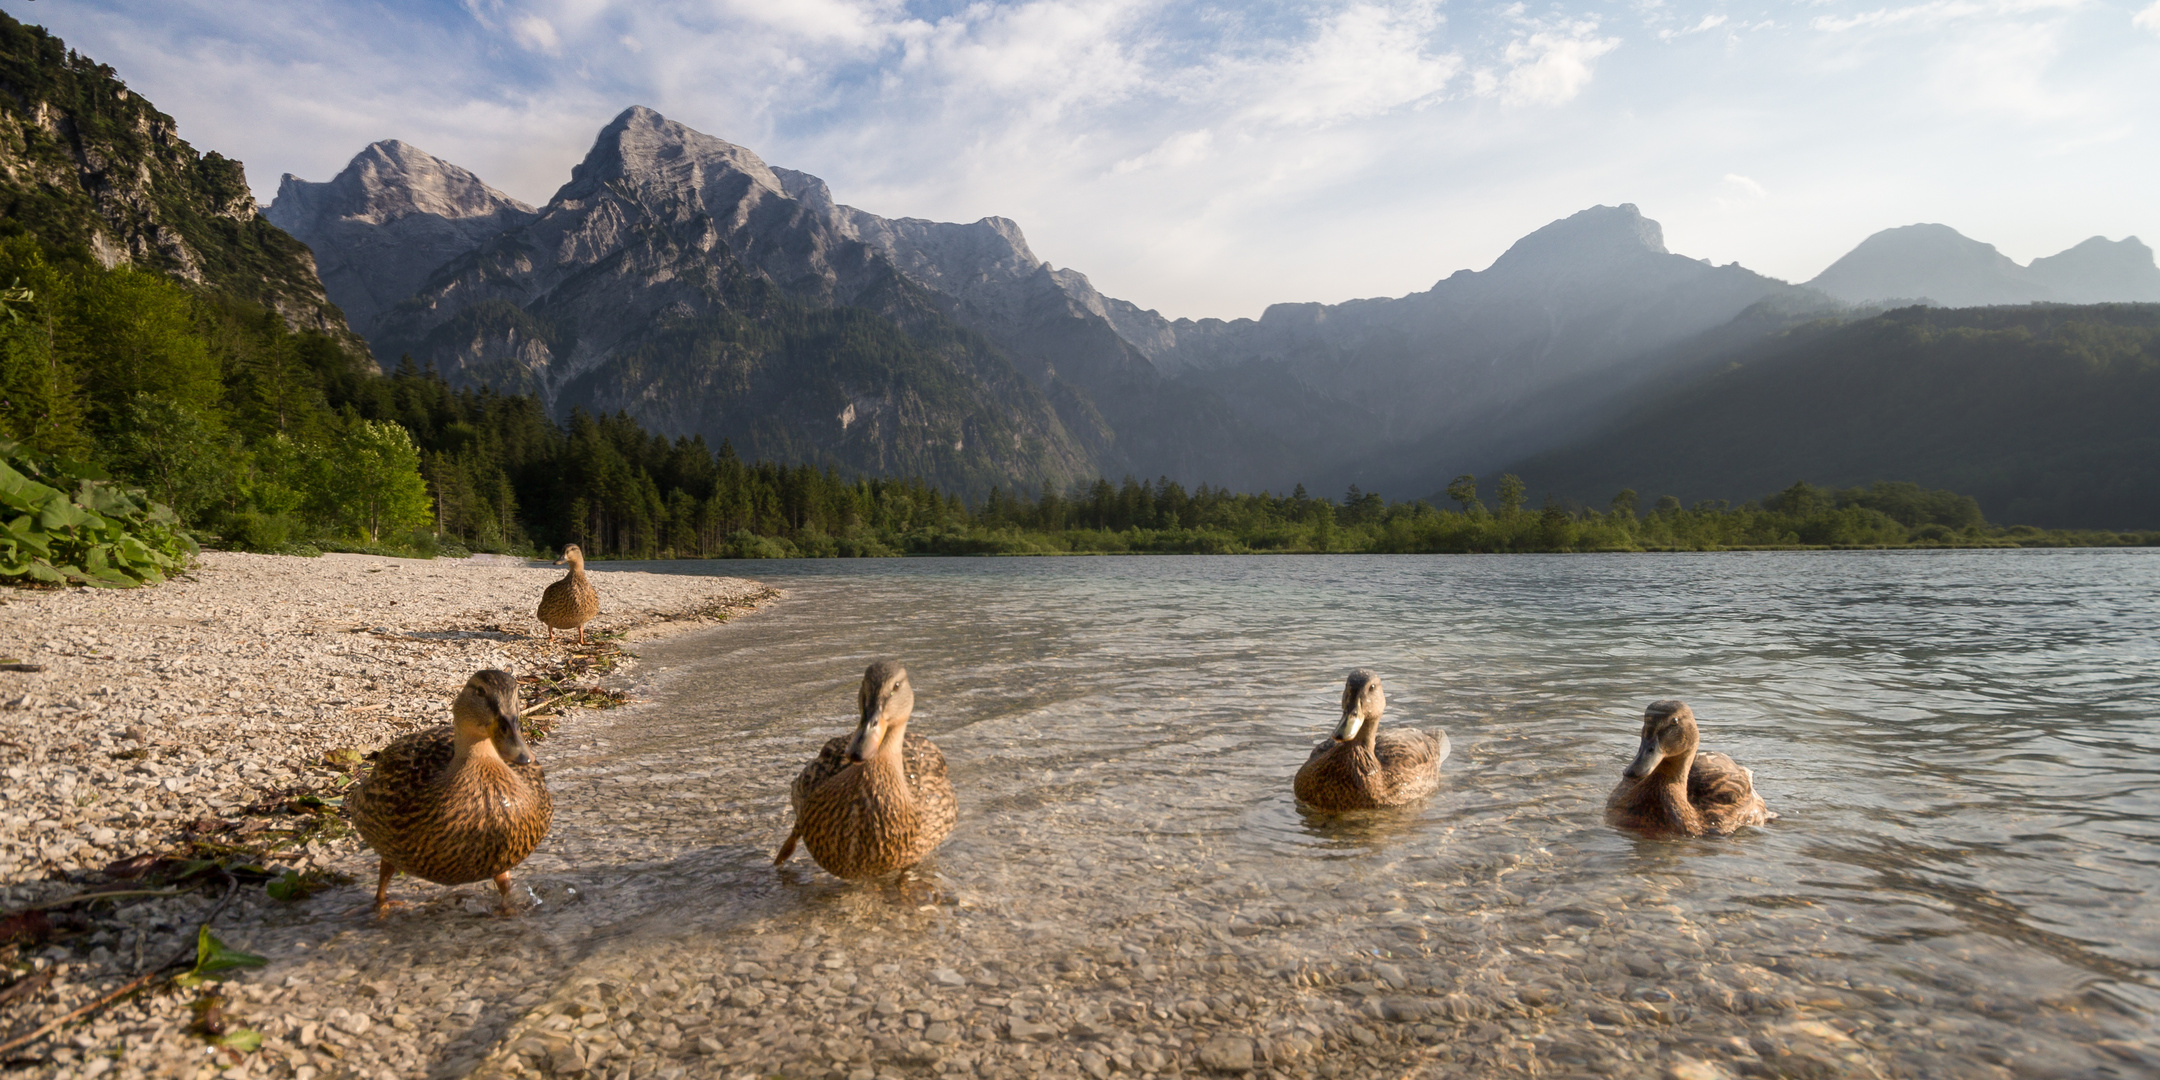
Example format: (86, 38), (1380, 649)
(348, 670), (553, 915)
(1295, 669), (1450, 810)
(1605, 699), (1774, 836)
(775, 660), (957, 879)
(537, 544), (600, 644)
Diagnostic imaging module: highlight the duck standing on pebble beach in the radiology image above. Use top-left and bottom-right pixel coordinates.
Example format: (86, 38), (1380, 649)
(349, 670), (554, 916)
(537, 544), (600, 644)
(1605, 699), (1774, 836)
(776, 660), (957, 879)
(1295, 669), (1451, 810)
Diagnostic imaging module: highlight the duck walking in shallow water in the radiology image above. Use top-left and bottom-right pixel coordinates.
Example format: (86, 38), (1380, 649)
(537, 544), (600, 644)
(776, 660), (957, 879)
(1295, 669), (1451, 811)
(1605, 699), (1774, 836)
(348, 670), (554, 916)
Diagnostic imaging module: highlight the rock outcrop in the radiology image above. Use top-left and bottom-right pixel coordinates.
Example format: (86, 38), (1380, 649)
(265, 140), (535, 339)
(0, 11), (364, 355)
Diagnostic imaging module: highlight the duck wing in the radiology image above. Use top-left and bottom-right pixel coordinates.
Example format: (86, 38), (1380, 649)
(789, 734), (857, 818)
(349, 726), (456, 864)
(901, 734), (957, 854)
(1686, 751), (1756, 807)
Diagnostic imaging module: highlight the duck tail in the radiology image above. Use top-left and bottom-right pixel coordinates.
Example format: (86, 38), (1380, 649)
(774, 826), (801, 866)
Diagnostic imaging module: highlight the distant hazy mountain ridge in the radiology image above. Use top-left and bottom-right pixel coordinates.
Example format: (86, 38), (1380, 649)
(1807, 223), (2160, 307)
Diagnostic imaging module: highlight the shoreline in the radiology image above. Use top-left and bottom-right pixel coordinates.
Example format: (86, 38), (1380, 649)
(0, 551), (775, 1075)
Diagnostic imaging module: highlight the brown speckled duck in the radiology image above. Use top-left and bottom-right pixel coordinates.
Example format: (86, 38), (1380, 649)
(537, 544), (600, 644)
(1605, 699), (1774, 837)
(1296, 669), (1450, 811)
(775, 660), (957, 879)
(348, 670), (554, 915)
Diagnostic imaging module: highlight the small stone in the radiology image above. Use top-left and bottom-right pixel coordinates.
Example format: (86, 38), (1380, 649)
(1080, 1050), (1111, 1079)
(728, 988), (765, 1009)
(1372, 963), (1406, 989)
(932, 968), (967, 987)
(1007, 1019), (1057, 1041)
(1198, 1035), (1255, 1073)
(924, 1023), (956, 1044)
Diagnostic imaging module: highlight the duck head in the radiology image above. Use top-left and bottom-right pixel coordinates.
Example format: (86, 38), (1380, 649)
(1333, 669), (1386, 743)
(1623, 699), (1698, 780)
(848, 660), (914, 763)
(453, 668), (533, 766)
(555, 544), (585, 570)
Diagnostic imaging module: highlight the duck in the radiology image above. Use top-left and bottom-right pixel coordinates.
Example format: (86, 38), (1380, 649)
(536, 544), (600, 644)
(1295, 669), (1451, 811)
(1604, 699), (1774, 836)
(775, 660), (957, 879)
(348, 670), (554, 915)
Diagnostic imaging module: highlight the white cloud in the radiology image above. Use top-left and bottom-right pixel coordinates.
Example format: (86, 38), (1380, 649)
(1234, 2), (1463, 127)
(1658, 13), (1727, 40)
(1715, 173), (1767, 209)
(2135, 1), (2160, 33)
(510, 15), (562, 55)
(1494, 20), (1620, 106)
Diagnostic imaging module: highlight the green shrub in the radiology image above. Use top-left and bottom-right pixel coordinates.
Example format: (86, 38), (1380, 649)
(0, 439), (194, 586)
(217, 510), (292, 553)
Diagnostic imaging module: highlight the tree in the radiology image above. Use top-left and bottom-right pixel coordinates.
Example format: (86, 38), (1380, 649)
(108, 393), (233, 524)
(1445, 474), (1479, 512)
(1610, 489), (1639, 520)
(1497, 474), (1527, 516)
(315, 418), (430, 543)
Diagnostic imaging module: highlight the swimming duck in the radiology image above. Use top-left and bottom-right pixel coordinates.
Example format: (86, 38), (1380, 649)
(1295, 669), (1450, 810)
(348, 670), (554, 915)
(537, 544), (600, 644)
(1604, 699), (1773, 836)
(775, 660), (957, 879)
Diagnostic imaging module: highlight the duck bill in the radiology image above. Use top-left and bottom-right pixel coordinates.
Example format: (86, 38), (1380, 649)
(496, 711), (535, 767)
(1623, 737), (1663, 779)
(847, 715), (886, 763)
(1332, 708), (1364, 742)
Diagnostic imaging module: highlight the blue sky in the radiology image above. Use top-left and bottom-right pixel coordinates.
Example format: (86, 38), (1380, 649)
(10, 0), (2159, 319)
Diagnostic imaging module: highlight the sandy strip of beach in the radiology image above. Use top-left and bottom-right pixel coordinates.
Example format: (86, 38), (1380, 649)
(0, 551), (772, 1075)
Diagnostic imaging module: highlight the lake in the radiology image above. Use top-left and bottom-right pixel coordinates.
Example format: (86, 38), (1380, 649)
(382, 550), (2160, 1079)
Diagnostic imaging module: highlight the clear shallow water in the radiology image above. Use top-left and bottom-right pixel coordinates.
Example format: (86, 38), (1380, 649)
(355, 551), (2160, 1079)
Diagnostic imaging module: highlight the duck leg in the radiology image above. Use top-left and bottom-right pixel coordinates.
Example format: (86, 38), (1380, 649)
(492, 872), (518, 917)
(774, 825), (802, 866)
(372, 859), (407, 917)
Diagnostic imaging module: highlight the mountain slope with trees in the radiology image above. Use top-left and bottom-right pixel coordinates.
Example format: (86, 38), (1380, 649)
(0, 11), (363, 353)
(1509, 304), (2160, 528)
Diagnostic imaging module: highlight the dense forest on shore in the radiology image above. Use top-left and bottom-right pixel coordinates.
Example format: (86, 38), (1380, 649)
(2, 233), (2154, 577)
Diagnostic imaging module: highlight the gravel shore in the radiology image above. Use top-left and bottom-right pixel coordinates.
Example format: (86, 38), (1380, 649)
(0, 551), (773, 1077)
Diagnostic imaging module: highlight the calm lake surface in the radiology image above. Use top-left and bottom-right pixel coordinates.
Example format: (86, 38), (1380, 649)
(428, 551), (2160, 1079)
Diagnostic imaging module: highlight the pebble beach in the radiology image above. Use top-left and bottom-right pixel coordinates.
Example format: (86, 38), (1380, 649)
(0, 551), (774, 1077)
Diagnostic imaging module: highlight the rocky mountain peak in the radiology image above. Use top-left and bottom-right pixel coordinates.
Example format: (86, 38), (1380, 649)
(553, 105), (787, 207)
(1483, 203), (1670, 279)
(2026, 236), (2160, 303)
(268, 140), (533, 232)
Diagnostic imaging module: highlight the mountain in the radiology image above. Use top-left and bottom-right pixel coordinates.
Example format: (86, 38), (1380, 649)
(0, 11), (362, 352)
(1508, 303), (2160, 528)
(264, 140), (535, 340)
(321, 107), (1105, 494)
(1807, 224), (2160, 307)
(1098, 205), (1830, 495)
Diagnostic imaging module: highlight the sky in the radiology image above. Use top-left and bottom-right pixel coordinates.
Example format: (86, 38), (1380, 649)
(9, 0), (2159, 320)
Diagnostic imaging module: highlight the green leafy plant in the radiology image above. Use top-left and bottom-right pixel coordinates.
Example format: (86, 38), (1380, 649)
(0, 438), (194, 586)
(174, 926), (267, 986)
